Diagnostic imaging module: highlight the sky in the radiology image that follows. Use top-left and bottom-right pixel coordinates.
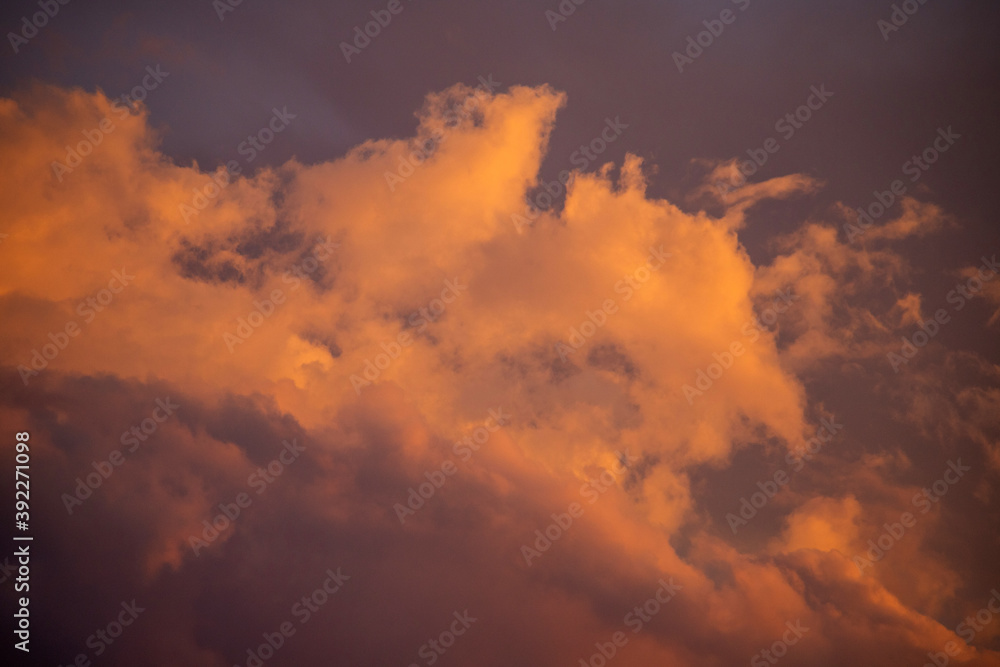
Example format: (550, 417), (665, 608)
(1, 1), (999, 665)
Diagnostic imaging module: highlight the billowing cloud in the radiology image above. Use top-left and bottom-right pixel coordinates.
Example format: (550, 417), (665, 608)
(1, 80), (999, 667)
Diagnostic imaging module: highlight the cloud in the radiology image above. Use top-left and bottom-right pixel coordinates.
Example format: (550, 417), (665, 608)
(1, 81), (998, 666)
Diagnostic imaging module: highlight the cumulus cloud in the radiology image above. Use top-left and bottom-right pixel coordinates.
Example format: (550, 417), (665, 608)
(1, 81), (998, 666)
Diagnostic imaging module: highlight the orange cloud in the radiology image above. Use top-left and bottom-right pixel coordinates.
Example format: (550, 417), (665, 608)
(2, 81), (999, 667)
